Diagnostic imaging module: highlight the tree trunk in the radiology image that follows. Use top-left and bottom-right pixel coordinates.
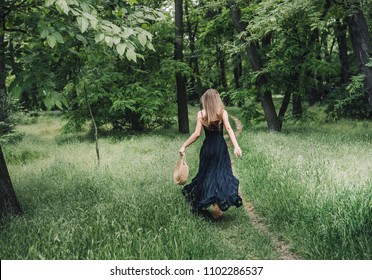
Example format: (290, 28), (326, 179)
(185, 0), (203, 101)
(0, 146), (22, 215)
(0, 9), (9, 132)
(233, 54), (242, 90)
(233, 54), (243, 107)
(1, 10), (18, 211)
(216, 39), (228, 98)
(84, 85), (100, 165)
(335, 19), (350, 84)
(278, 92), (291, 129)
(347, 8), (372, 109)
(175, 0), (189, 134)
(292, 94), (302, 118)
(227, 0), (281, 131)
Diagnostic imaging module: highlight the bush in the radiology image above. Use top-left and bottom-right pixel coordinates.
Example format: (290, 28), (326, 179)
(327, 75), (372, 120)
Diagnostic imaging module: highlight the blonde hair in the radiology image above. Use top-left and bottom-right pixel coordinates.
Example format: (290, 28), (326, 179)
(200, 89), (225, 130)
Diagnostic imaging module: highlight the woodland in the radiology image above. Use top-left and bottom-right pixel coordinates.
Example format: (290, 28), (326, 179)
(0, 0), (371, 260)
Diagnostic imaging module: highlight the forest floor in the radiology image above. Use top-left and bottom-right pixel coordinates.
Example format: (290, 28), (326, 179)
(229, 116), (299, 260)
(1, 106), (371, 260)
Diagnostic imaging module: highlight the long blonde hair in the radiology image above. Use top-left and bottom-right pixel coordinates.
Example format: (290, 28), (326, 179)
(200, 89), (225, 130)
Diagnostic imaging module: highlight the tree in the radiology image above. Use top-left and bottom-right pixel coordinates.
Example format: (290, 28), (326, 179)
(184, 0), (203, 100)
(335, 18), (350, 84)
(0, 0), (163, 215)
(0, 146), (21, 215)
(227, 0), (281, 131)
(346, 6), (372, 109)
(175, 0), (189, 134)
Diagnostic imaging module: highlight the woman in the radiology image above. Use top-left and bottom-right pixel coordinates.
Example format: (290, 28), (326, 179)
(179, 89), (243, 219)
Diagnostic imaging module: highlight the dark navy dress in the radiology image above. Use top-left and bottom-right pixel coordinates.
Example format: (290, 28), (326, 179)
(182, 119), (243, 213)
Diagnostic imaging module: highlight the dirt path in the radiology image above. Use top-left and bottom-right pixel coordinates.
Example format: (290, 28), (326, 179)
(229, 115), (300, 260)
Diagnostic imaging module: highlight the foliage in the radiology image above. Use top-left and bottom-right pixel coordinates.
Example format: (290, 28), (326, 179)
(327, 74), (372, 120)
(2, 0), (372, 133)
(61, 17), (177, 132)
(3, 0), (168, 133)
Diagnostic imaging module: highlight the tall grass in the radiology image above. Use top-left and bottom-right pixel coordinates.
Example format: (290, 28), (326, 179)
(236, 118), (372, 259)
(0, 109), (277, 260)
(3, 108), (369, 259)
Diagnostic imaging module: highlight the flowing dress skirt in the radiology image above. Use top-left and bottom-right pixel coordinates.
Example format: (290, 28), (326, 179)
(182, 126), (243, 212)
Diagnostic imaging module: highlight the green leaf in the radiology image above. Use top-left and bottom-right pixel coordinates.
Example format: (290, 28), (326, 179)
(127, 0), (138, 6)
(45, 0), (56, 7)
(82, 12), (95, 21)
(44, 96), (54, 110)
(146, 41), (155, 51)
(47, 35), (57, 48)
(105, 36), (113, 47)
(126, 48), (137, 63)
(113, 36), (121, 45)
(116, 44), (126, 56)
(55, 101), (63, 110)
(144, 14), (155, 21)
(11, 86), (22, 99)
(95, 33), (105, 43)
(67, 0), (79, 5)
(90, 18), (98, 30)
(56, 0), (70, 15)
(134, 11), (144, 17)
(41, 29), (49, 39)
(77, 17), (89, 33)
(76, 34), (87, 44)
(138, 33), (146, 47)
(79, 2), (90, 12)
(53, 32), (64, 43)
(122, 27), (134, 38)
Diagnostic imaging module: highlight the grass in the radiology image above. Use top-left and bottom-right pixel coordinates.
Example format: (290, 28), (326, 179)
(1, 106), (371, 260)
(0, 107), (277, 260)
(236, 114), (372, 259)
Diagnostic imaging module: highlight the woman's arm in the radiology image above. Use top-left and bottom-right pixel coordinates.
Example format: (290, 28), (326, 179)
(179, 111), (203, 155)
(222, 110), (242, 157)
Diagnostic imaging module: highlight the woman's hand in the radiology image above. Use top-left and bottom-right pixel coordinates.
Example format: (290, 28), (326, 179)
(234, 146), (242, 157)
(179, 146), (186, 156)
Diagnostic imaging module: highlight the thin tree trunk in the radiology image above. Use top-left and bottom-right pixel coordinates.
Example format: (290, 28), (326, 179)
(175, 0), (189, 134)
(292, 94), (302, 118)
(347, 8), (372, 109)
(0, 9), (9, 131)
(185, 0), (203, 101)
(216, 40), (228, 93)
(278, 92), (291, 129)
(185, 0), (196, 100)
(227, 0), (281, 131)
(185, 1), (203, 99)
(233, 54), (243, 107)
(0, 146), (22, 215)
(336, 19), (350, 84)
(84, 85), (100, 165)
(233, 54), (242, 90)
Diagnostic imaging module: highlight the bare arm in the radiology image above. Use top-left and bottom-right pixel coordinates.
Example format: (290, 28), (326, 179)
(179, 111), (203, 155)
(222, 110), (242, 157)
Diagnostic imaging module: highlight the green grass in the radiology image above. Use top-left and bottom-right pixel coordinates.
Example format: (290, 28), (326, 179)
(236, 117), (372, 259)
(0, 107), (277, 260)
(2, 107), (371, 260)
